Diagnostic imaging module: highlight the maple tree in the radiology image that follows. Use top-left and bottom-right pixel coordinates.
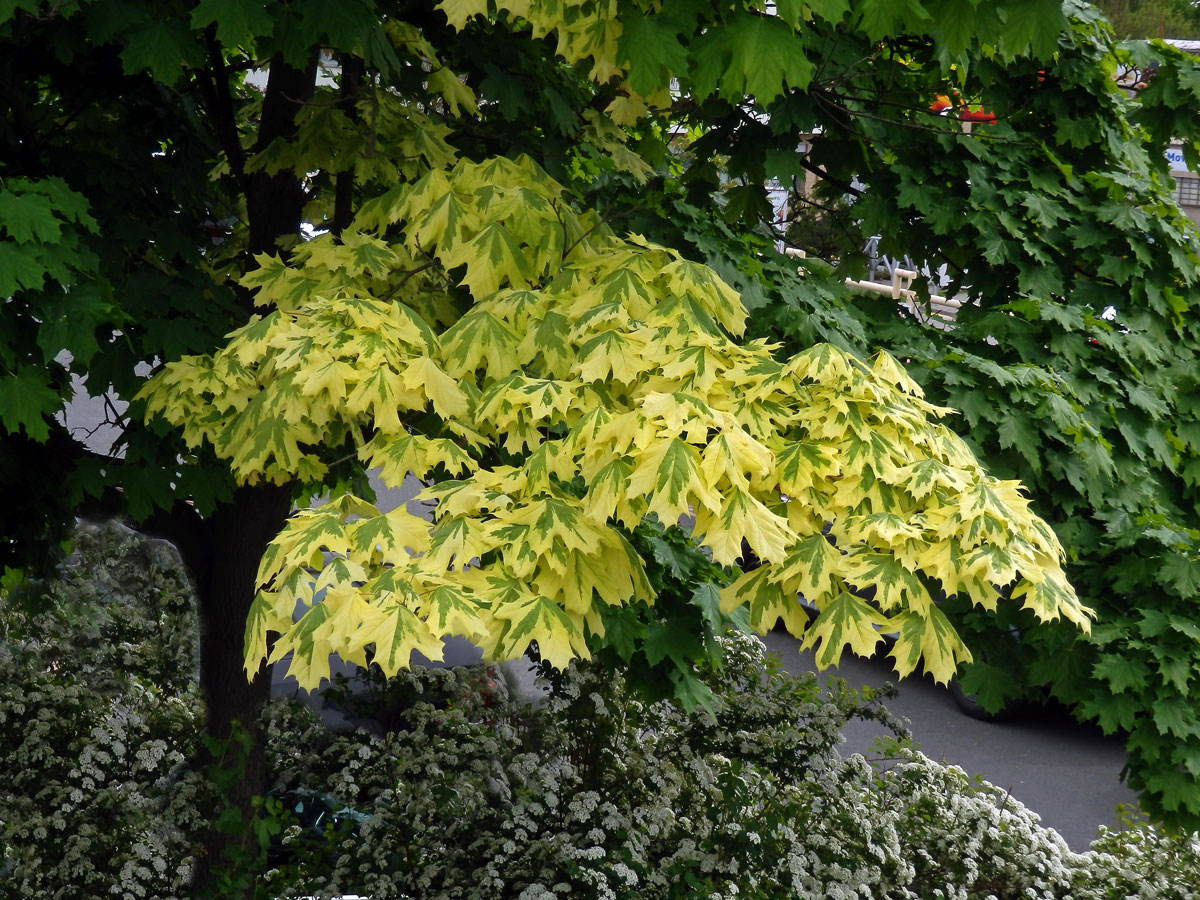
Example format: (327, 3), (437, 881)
(575, 4), (1200, 825)
(141, 154), (1088, 700)
(2, 0), (1097, 886)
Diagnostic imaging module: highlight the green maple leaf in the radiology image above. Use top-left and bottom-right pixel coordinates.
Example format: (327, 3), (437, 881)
(595, 603), (647, 661)
(0, 368), (60, 440)
(1169, 614), (1200, 641)
(689, 583), (725, 637)
(1159, 655), (1192, 695)
(996, 412), (1042, 472)
(997, 0), (1069, 61)
(956, 661), (1022, 714)
(688, 24), (740, 101)
(926, 0), (987, 58)
(1145, 767), (1200, 814)
(857, 0), (933, 41)
(669, 666), (715, 716)
(644, 618), (705, 670)
(0, 242), (49, 295)
(1158, 553), (1200, 598)
(1021, 193), (1065, 229)
(1093, 654), (1151, 694)
(35, 281), (111, 366)
(617, 11), (690, 97)
(775, 0), (848, 28)
(1153, 695), (1200, 740)
(721, 184), (772, 224)
(0, 189), (61, 244)
(1080, 690), (1140, 734)
(1016, 264), (1064, 298)
(648, 533), (694, 581)
(297, 0), (378, 49)
(764, 147), (810, 184)
(120, 20), (205, 83)
(190, 0), (273, 47)
(720, 16), (813, 103)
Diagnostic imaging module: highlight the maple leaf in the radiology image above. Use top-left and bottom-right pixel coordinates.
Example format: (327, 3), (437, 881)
(804, 590), (889, 668)
(428, 66), (479, 116)
(0, 243), (49, 295)
(694, 487), (793, 567)
(440, 311), (522, 380)
(617, 11), (689, 98)
(888, 605), (972, 684)
(268, 603), (335, 688)
(120, 20), (204, 82)
(1093, 654), (1151, 694)
(0, 368), (60, 441)
(488, 593), (590, 670)
(350, 508), (435, 563)
(189, 0), (272, 47)
(358, 603), (447, 678)
(996, 0), (1069, 60)
(438, 0), (489, 30)
(441, 221), (531, 298)
(1152, 696), (1200, 740)
(0, 188), (61, 244)
(421, 584), (488, 638)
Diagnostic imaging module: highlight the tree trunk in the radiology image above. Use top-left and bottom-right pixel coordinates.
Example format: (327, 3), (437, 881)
(186, 482), (294, 894)
(182, 49), (317, 897)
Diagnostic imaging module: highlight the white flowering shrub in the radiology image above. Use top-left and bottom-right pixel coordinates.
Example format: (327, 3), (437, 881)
(258, 631), (1197, 900)
(5, 522), (1200, 899)
(0, 522), (206, 900)
(1073, 818), (1200, 899)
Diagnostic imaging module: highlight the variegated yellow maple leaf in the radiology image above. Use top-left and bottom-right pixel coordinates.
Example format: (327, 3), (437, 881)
(140, 151), (1090, 692)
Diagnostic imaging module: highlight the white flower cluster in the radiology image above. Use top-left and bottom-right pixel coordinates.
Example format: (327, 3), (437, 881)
(0, 523), (204, 899)
(8, 525), (1200, 900)
(255, 628), (1200, 900)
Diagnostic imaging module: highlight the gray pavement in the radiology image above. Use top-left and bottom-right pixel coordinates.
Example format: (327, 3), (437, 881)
(761, 630), (1135, 851)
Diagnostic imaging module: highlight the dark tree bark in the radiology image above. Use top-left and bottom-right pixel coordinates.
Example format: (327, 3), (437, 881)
(183, 483), (294, 894)
(180, 50), (318, 897)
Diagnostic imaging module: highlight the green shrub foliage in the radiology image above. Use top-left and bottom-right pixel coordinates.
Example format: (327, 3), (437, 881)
(5, 526), (1200, 899)
(266, 636), (1200, 900)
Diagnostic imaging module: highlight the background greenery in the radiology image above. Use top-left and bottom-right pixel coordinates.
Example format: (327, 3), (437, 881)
(8, 0), (1200, 876)
(573, 5), (1200, 827)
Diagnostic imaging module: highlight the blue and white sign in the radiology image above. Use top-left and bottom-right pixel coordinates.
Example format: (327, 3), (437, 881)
(1167, 145), (1194, 173)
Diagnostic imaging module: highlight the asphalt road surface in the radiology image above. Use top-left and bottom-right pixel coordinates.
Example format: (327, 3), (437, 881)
(760, 630), (1135, 851)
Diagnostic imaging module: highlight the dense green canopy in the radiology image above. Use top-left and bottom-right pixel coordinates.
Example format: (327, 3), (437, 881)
(2, 1), (1198, 877)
